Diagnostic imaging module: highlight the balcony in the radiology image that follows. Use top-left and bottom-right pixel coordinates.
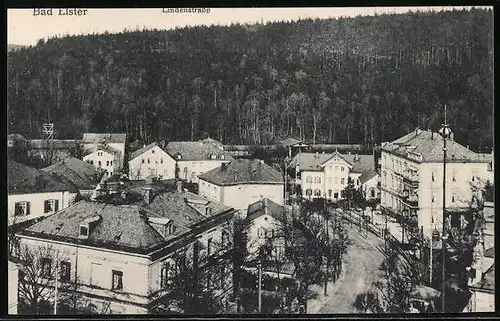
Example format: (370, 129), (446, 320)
(402, 195), (419, 208)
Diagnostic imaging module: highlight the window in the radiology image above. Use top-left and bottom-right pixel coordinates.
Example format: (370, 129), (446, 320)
(110, 161), (113, 166)
(60, 262), (71, 282)
(80, 225), (88, 237)
(314, 177), (321, 183)
(142, 159), (145, 164)
(41, 258), (52, 278)
(112, 270), (123, 290)
(314, 189), (321, 196)
(452, 194), (456, 203)
(305, 189), (312, 196)
(109, 172), (113, 176)
(371, 189), (376, 198)
(357, 179), (360, 186)
(334, 192), (339, 199)
(160, 158), (163, 164)
(148, 158), (150, 164)
(207, 237), (213, 256)
(452, 171), (456, 182)
(432, 172), (435, 182)
(152, 150), (155, 154)
(472, 175), (475, 182)
(14, 201), (30, 216)
(432, 193), (436, 203)
(106, 161), (110, 166)
(44, 200), (59, 213)
(341, 166), (345, 172)
(160, 263), (169, 288)
(306, 176), (312, 183)
(98, 161), (102, 166)
(328, 190), (332, 197)
(90, 160), (94, 165)
(341, 178), (345, 184)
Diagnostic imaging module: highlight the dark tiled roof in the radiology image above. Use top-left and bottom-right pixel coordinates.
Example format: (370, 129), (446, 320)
(342, 154), (375, 173)
(42, 158), (100, 190)
(247, 198), (288, 222)
(82, 133), (127, 144)
(27, 139), (77, 149)
(198, 159), (284, 186)
(166, 141), (233, 161)
(382, 128), (489, 163)
(22, 190), (234, 253)
(8, 134), (25, 141)
(359, 169), (379, 184)
(8, 159), (77, 194)
(199, 137), (223, 146)
(129, 142), (167, 161)
(287, 152), (332, 171)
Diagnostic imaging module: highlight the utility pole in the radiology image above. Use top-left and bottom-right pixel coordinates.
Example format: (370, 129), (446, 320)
(258, 260), (262, 313)
(439, 104), (451, 313)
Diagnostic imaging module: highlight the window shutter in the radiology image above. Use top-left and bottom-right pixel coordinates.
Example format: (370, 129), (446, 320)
(44, 200), (50, 213)
(26, 202), (31, 215)
(55, 200), (59, 211)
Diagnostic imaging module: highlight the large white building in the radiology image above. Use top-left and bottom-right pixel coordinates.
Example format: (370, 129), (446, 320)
(287, 151), (377, 201)
(128, 142), (177, 180)
(15, 185), (236, 314)
(379, 128), (490, 240)
(8, 160), (78, 226)
(82, 133), (127, 173)
(198, 159), (284, 214)
(165, 141), (232, 184)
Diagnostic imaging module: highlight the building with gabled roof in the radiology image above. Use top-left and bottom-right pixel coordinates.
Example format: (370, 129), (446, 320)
(42, 157), (101, 195)
(358, 169), (380, 201)
(8, 159), (78, 226)
(198, 159), (284, 214)
(165, 141), (232, 184)
(128, 142), (176, 181)
(83, 144), (120, 178)
(379, 127), (491, 241)
(15, 186), (237, 314)
(82, 133), (126, 172)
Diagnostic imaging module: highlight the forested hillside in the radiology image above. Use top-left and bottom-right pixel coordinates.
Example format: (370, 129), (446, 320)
(7, 8), (493, 151)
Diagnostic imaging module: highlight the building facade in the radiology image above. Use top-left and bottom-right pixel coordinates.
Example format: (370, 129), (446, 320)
(83, 147), (117, 178)
(166, 141), (232, 184)
(128, 143), (177, 180)
(198, 159), (284, 214)
(8, 160), (78, 226)
(380, 128), (490, 240)
(8, 261), (19, 315)
(82, 133), (126, 171)
(15, 187), (236, 314)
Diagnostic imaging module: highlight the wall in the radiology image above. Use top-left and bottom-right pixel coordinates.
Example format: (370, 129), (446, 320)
(222, 184), (284, 214)
(198, 179), (223, 203)
(177, 160), (230, 184)
(8, 191), (76, 226)
(300, 170), (325, 199)
(8, 261), (18, 315)
(83, 150), (116, 177)
(247, 214), (284, 257)
(129, 146), (176, 180)
(362, 175), (380, 200)
(467, 290), (495, 312)
(17, 236), (152, 310)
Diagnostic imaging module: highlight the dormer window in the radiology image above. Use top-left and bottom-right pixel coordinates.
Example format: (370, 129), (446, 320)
(152, 150), (155, 154)
(177, 154), (182, 160)
(211, 154), (216, 160)
(80, 225), (89, 237)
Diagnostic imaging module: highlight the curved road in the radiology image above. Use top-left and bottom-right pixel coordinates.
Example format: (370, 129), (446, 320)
(316, 224), (386, 314)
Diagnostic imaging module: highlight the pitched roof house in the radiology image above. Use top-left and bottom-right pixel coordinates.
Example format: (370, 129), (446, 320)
(41, 157), (101, 192)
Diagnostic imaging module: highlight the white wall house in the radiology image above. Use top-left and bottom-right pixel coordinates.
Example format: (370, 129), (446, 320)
(8, 160), (77, 226)
(288, 152), (375, 202)
(198, 159), (284, 215)
(83, 148), (117, 178)
(128, 142), (177, 180)
(359, 170), (380, 201)
(166, 141), (232, 184)
(380, 128), (490, 240)
(82, 133), (126, 171)
(15, 188), (236, 315)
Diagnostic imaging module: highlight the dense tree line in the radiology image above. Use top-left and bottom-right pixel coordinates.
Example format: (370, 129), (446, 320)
(7, 8), (493, 151)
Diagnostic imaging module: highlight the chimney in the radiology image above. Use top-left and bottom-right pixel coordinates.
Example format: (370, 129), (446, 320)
(142, 187), (152, 205)
(176, 180), (183, 193)
(415, 128), (420, 136)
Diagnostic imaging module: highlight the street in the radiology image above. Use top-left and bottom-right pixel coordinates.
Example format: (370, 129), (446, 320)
(311, 222), (386, 314)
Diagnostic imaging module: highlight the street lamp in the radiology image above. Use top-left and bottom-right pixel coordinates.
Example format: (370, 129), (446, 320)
(438, 105), (452, 313)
